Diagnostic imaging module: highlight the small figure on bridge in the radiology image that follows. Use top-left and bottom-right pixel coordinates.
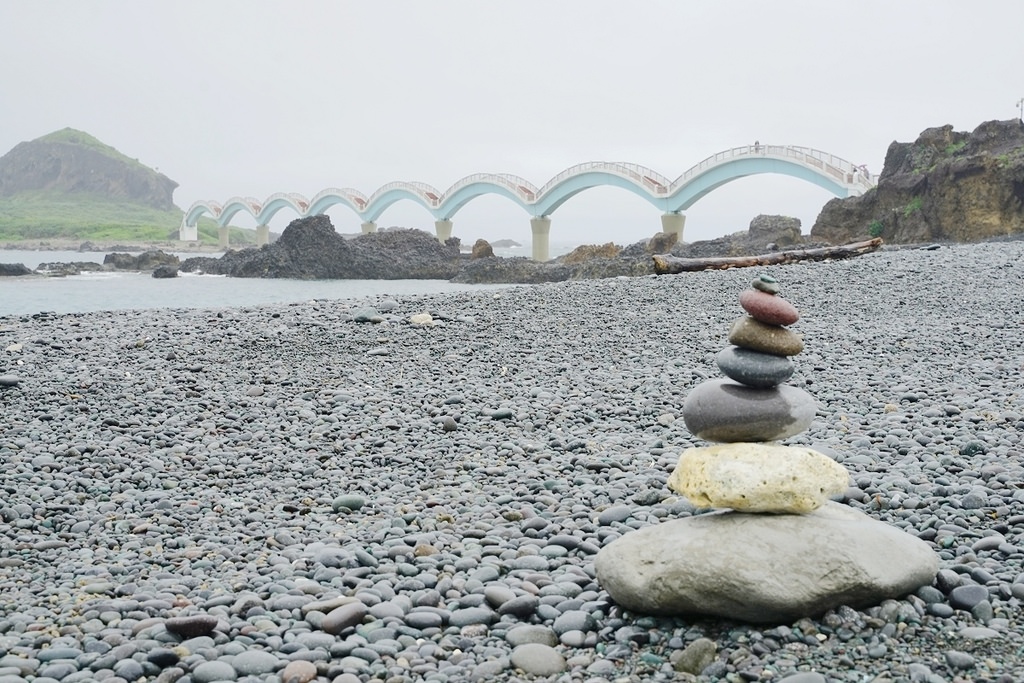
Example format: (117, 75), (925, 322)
(754, 140), (760, 153)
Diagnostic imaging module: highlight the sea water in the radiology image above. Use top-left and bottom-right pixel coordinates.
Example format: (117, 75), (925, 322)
(0, 250), (516, 317)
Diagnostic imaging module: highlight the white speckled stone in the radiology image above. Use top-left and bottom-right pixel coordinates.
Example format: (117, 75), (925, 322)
(668, 442), (849, 513)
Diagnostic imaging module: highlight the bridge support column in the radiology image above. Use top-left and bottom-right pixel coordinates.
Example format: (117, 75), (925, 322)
(530, 216), (551, 262)
(434, 219), (453, 243)
(361, 221), (377, 234)
(218, 226), (230, 249)
(179, 221), (198, 242)
(256, 224), (270, 246)
(661, 212), (686, 242)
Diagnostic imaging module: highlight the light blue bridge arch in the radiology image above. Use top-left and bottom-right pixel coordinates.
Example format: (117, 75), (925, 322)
(181, 144), (875, 261)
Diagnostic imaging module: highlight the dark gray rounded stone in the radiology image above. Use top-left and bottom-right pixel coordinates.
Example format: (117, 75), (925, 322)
(715, 346), (795, 388)
(682, 378), (817, 442)
(949, 584), (990, 610)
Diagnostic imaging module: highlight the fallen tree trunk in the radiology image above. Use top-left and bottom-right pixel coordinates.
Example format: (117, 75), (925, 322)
(652, 237), (884, 274)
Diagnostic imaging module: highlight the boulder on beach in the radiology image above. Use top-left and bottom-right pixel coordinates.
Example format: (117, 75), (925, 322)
(595, 502), (939, 623)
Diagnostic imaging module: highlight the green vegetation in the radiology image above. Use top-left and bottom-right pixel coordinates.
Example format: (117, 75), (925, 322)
(995, 149), (1024, 168)
(868, 219), (884, 238)
(39, 128), (154, 173)
(903, 197), (924, 217)
(0, 191), (255, 246)
(943, 140), (967, 155)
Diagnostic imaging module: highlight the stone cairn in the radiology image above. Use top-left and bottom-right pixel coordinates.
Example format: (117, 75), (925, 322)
(595, 275), (938, 624)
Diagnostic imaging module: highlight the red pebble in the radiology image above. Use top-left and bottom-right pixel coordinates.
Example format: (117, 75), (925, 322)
(739, 289), (799, 326)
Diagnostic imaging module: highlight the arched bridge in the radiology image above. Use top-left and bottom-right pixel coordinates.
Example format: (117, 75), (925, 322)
(181, 144), (875, 261)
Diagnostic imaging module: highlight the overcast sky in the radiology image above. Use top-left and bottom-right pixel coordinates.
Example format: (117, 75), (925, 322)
(2, 1), (1022, 247)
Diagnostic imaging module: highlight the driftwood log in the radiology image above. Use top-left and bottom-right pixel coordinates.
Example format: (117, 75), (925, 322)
(652, 238), (883, 274)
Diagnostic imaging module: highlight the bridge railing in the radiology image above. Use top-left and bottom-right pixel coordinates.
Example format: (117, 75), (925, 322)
(674, 145), (875, 193)
(367, 181), (444, 207)
(537, 161), (673, 198)
(446, 172), (539, 200)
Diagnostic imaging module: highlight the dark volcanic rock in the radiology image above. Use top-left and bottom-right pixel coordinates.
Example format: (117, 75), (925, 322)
(35, 261), (106, 276)
(104, 250), (179, 271)
(181, 215), (461, 279)
(812, 119), (1024, 244)
(152, 265), (179, 278)
(0, 263), (33, 277)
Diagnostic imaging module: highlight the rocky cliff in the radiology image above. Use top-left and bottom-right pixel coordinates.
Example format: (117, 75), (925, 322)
(811, 119), (1024, 244)
(0, 128), (178, 210)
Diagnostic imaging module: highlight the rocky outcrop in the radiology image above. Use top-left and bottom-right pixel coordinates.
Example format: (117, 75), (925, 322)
(35, 261), (106, 276)
(0, 128), (178, 210)
(560, 242), (621, 264)
(812, 119), (1024, 244)
(152, 265), (179, 279)
(470, 239), (494, 259)
(0, 263), (33, 277)
(104, 250), (180, 270)
(672, 215), (809, 258)
(181, 216), (462, 280)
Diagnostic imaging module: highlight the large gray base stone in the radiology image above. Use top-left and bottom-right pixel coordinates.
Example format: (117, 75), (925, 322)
(595, 502), (938, 623)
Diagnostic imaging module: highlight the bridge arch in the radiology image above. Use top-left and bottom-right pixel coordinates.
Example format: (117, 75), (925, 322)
(180, 144), (875, 255)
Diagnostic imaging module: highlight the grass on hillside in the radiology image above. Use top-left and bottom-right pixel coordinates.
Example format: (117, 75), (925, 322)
(0, 191), (256, 246)
(37, 128), (152, 173)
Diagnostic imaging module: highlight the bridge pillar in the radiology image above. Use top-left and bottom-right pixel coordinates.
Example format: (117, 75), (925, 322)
(434, 219), (453, 243)
(530, 216), (551, 262)
(179, 221), (198, 242)
(661, 212), (686, 242)
(361, 221), (378, 234)
(256, 224), (270, 246)
(218, 226), (230, 249)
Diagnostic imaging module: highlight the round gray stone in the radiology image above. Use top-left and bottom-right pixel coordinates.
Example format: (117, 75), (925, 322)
(715, 346), (795, 388)
(509, 643), (566, 676)
(682, 378), (817, 442)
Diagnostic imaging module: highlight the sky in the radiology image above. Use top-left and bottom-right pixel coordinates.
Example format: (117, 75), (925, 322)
(2, 1), (1022, 248)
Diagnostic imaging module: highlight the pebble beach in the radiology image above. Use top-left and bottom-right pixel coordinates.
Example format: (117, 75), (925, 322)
(1, 241), (1023, 683)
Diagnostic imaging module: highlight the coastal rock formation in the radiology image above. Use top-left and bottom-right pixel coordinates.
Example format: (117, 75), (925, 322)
(812, 119), (1024, 244)
(596, 275), (938, 622)
(181, 216), (462, 280)
(470, 239), (494, 259)
(152, 265), (179, 278)
(0, 263), (32, 277)
(104, 250), (180, 270)
(0, 128), (178, 210)
(671, 215), (812, 258)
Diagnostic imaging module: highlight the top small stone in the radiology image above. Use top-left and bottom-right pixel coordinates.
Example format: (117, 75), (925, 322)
(751, 274), (780, 295)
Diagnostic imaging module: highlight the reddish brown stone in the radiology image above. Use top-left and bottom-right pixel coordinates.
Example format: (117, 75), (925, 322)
(739, 289), (799, 326)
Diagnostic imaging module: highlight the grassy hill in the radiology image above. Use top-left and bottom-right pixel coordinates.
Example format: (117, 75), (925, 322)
(0, 128), (257, 248)
(0, 191), (255, 247)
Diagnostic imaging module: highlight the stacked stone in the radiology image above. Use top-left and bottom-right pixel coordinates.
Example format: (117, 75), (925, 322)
(671, 274), (848, 514)
(594, 275), (938, 623)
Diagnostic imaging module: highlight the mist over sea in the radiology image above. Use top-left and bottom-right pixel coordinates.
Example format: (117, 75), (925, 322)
(0, 243), (578, 317)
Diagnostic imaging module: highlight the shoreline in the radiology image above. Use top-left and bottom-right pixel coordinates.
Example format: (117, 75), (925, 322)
(0, 239), (227, 253)
(1, 241), (1023, 680)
